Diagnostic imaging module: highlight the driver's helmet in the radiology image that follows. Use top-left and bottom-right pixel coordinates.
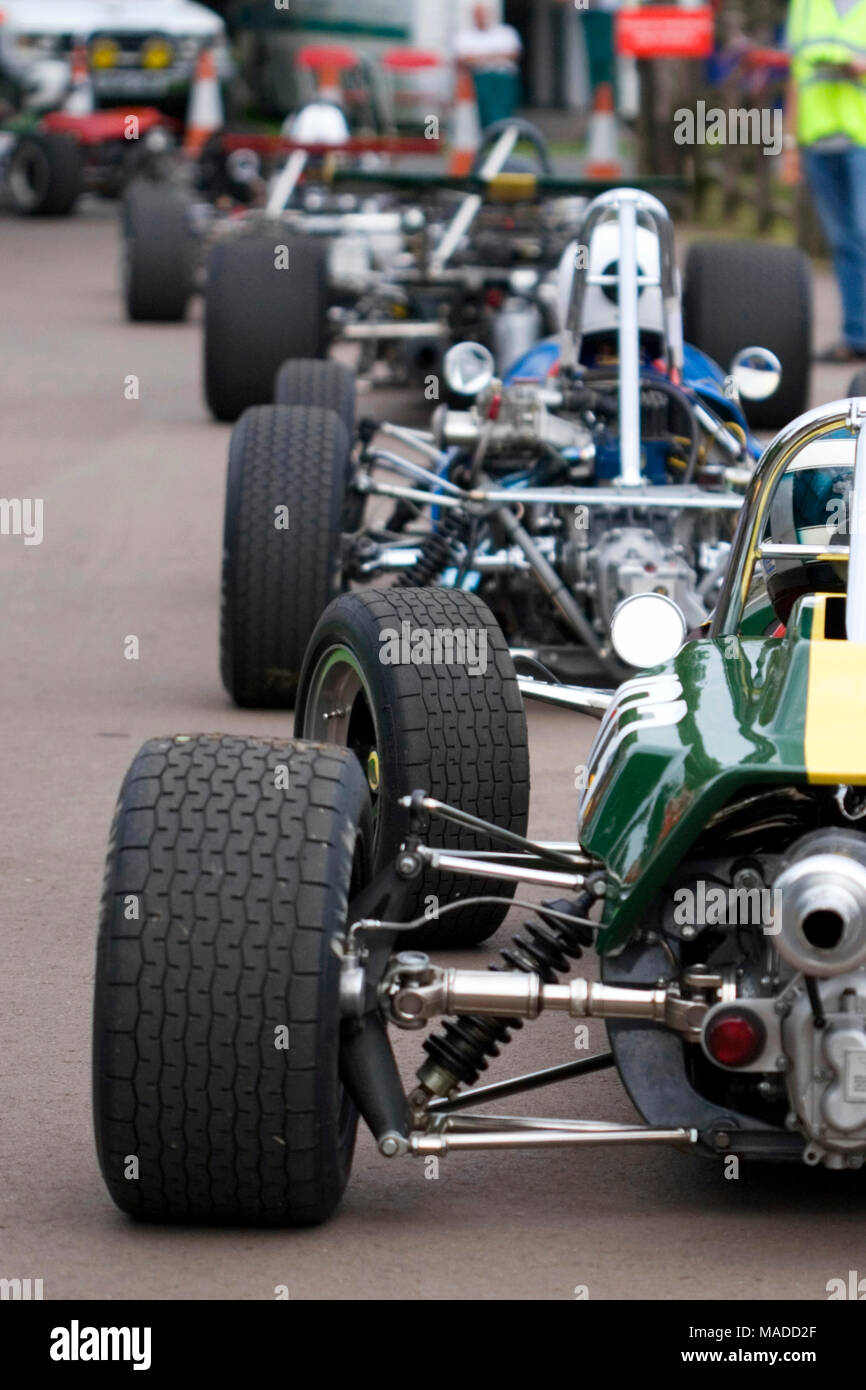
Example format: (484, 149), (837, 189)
(764, 461), (852, 624)
(284, 101), (350, 146)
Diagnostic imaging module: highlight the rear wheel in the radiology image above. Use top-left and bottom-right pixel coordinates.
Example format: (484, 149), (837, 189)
(121, 180), (195, 322)
(683, 241), (812, 431)
(93, 734), (370, 1225)
(295, 587), (530, 947)
(274, 358), (356, 436)
(9, 133), (83, 216)
(220, 404), (350, 708)
(204, 233), (329, 422)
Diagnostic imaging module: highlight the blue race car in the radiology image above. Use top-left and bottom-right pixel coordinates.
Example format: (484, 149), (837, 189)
(217, 188), (812, 701)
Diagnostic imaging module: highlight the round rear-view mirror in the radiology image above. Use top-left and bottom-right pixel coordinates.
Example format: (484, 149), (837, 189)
(443, 341), (495, 399)
(728, 346), (782, 402)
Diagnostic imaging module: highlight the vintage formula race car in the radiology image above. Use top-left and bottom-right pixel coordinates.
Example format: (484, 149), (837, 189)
(93, 394), (866, 1225)
(217, 188), (811, 703)
(124, 111), (653, 421)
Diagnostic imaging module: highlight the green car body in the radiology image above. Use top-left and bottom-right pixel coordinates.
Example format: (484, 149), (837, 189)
(580, 404), (866, 955)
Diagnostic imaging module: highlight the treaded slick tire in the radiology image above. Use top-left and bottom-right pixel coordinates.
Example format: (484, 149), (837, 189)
(274, 358), (356, 437)
(93, 734), (369, 1226)
(204, 233), (328, 421)
(121, 180), (194, 322)
(9, 133), (83, 216)
(683, 241), (812, 432)
(221, 404), (350, 708)
(295, 587), (530, 948)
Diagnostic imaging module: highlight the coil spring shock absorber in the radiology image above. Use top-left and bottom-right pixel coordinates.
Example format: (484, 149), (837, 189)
(396, 508), (470, 588)
(416, 883), (601, 1099)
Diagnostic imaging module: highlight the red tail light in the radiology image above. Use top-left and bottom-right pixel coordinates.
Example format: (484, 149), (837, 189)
(705, 1010), (766, 1067)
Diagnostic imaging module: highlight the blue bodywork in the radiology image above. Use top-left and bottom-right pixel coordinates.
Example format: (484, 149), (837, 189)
(503, 337), (762, 464)
(430, 333), (760, 590)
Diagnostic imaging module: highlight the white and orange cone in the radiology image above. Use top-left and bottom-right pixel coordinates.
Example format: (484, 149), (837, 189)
(65, 42), (94, 116)
(312, 59), (344, 109)
(448, 65), (481, 177)
(184, 45), (224, 156)
(585, 82), (622, 180)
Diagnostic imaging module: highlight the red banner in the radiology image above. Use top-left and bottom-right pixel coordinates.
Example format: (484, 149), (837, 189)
(615, 7), (715, 60)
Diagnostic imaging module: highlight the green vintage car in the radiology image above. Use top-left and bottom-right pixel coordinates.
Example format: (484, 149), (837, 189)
(93, 397), (866, 1224)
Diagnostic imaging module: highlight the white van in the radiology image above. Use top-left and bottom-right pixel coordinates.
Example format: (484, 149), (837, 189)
(0, 1), (231, 113)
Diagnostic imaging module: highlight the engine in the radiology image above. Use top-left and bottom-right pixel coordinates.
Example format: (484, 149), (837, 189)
(774, 829), (866, 1165)
(564, 522), (712, 632)
(783, 973), (866, 1166)
(652, 813), (866, 1168)
(434, 384), (595, 461)
(430, 378), (733, 645)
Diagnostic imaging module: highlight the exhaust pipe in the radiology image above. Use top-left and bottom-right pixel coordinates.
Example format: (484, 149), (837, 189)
(774, 830), (866, 977)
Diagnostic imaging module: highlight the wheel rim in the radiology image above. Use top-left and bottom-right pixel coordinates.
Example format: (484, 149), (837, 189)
(10, 146), (47, 211)
(301, 644), (383, 839)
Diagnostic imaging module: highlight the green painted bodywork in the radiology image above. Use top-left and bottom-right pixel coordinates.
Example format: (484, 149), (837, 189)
(580, 633), (811, 955)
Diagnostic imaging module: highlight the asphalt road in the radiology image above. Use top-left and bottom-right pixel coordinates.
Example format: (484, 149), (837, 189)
(1, 202), (865, 1302)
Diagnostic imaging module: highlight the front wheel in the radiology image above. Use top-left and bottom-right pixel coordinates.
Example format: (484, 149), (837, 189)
(121, 180), (195, 322)
(274, 358), (356, 437)
(203, 233), (329, 421)
(9, 133), (83, 216)
(295, 587), (531, 947)
(220, 404), (351, 708)
(93, 734), (370, 1226)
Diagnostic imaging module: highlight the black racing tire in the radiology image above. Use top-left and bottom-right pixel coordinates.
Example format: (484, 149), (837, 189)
(221, 404), (350, 708)
(470, 118), (554, 177)
(683, 241), (812, 431)
(295, 587), (530, 948)
(8, 133), (83, 216)
(121, 180), (195, 322)
(204, 233), (329, 422)
(274, 358), (356, 437)
(848, 369), (866, 398)
(93, 734), (370, 1226)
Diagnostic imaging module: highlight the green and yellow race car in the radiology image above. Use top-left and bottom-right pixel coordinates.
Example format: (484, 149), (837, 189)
(92, 395), (866, 1224)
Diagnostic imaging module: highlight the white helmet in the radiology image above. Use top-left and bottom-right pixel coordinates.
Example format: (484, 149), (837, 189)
(284, 101), (350, 146)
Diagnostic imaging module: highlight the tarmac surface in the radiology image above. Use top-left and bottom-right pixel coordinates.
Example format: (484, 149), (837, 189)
(1, 201), (864, 1301)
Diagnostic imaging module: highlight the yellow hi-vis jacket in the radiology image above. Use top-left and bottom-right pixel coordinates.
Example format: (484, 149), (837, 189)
(788, 0), (866, 146)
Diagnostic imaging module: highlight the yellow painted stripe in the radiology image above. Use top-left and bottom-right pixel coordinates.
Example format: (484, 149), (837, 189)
(804, 639), (866, 783)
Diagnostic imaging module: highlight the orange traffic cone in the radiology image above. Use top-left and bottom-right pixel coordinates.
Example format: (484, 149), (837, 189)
(585, 82), (622, 180)
(65, 42), (94, 116)
(184, 46), (223, 155)
(449, 65), (481, 177)
(313, 59), (344, 108)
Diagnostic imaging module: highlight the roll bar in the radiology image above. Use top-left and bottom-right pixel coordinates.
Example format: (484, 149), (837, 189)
(562, 189), (683, 490)
(710, 399), (866, 638)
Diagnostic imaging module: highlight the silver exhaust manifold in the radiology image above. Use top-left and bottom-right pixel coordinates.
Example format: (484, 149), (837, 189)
(774, 831), (866, 978)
